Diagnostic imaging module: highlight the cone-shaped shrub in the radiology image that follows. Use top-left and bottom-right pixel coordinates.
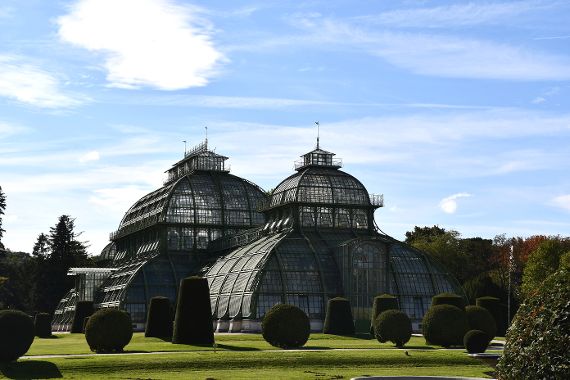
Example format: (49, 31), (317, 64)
(431, 292), (465, 309)
(172, 276), (214, 345)
(465, 305), (496, 339)
(476, 296), (506, 336)
(422, 304), (468, 347)
(71, 301), (94, 333)
(34, 313), (52, 338)
(370, 294), (398, 335)
(145, 296), (173, 338)
(374, 309), (412, 348)
(85, 308), (133, 353)
(323, 297), (355, 335)
(262, 304), (310, 349)
(0, 310), (35, 362)
(464, 329), (490, 354)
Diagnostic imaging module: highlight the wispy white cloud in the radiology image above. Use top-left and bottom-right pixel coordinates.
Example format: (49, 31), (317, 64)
(0, 121), (28, 139)
(358, 1), (551, 28)
(57, 0), (224, 90)
(0, 55), (86, 108)
(532, 96), (546, 104)
(79, 150), (100, 163)
(440, 193), (472, 214)
(534, 35), (570, 40)
(552, 194), (570, 211)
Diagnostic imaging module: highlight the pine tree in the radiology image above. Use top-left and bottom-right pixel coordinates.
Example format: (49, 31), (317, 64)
(32, 233), (50, 258)
(0, 186), (6, 249)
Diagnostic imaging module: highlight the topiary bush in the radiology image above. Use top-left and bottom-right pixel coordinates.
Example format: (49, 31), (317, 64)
(172, 276), (214, 345)
(431, 292), (465, 309)
(496, 268), (570, 379)
(34, 313), (52, 338)
(262, 304), (310, 349)
(145, 296), (173, 338)
(0, 309), (35, 362)
(323, 297), (355, 336)
(85, 308), (133, 353)
(370, 294), (399, 335)
(374, 309), (412, 348)
(476, 296), (507, 336)
(422, 304), (468, 347)
(71, 300), (94, 333)
(464, 329), (490, 353)
(465, 305), (496, 339)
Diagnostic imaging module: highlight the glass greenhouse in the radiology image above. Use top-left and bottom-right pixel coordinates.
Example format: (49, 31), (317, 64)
(53, 140), (464, 333)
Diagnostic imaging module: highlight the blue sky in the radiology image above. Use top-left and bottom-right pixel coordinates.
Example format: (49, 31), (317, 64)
(1, 0), (570, 255)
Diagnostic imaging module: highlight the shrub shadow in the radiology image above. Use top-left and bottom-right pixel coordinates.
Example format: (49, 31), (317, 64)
(0, 360), (63, 379)
(214, 344), (260, 351)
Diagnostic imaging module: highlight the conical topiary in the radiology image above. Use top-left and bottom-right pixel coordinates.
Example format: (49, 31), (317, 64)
(145, 296), (173, 338)
(370, 294), (398, 335)
(71, 301), (94, 333)
(172, 276), (214, 345)
(34, 313), (52, 338)
(323, 297), (355, 335)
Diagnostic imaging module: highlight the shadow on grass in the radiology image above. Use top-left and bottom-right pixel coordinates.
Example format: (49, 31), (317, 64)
(212, 344), (260, 351)
(0, 360), (62, 379)
(36, 335), (60, 340)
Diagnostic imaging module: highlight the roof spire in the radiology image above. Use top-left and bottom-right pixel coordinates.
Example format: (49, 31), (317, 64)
(315, 121), (320, 149)
(205, 126), (208, 148)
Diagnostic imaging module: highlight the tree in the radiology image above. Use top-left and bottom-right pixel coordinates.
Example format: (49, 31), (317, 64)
(32, 233), (50, 258)
(521, 238), (570, 299)
(405, 225), (446, 244)
(0, 186), (6, 249)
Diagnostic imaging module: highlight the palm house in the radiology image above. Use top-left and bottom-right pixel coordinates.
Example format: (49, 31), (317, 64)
(53, 138), (464, 333)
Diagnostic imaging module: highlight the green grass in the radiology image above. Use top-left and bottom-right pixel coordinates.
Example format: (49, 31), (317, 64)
(0, 333), (498, 379)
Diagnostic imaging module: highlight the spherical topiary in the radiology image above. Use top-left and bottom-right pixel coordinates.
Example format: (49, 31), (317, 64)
(34, 313), (52, 338)
(465, 305), (496, 339)
(476, 296), (507, 336)
(262, 304), (310, 349)
(85, 308), (133, 353)
(323, 297), (355, 336)
(0, 309), (35, 361)
(464, 329), (490, 354)
(172, 276), (214, 345)
(145, 296), (173, 338)
(370, 294), (399, 335)
(431, 292), (465, 309)
(374, 309), (412, 348)
(422, 304), (469, 347)
(71, 301), (94, 333)
(497, 268), (570, 379)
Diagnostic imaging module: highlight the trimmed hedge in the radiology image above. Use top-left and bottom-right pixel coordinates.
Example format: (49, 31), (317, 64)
(34, 313), (52, 338)
(422, 304), (468, 347)
(323, 297), (355, 336)
(370, 294), (399, 335)
(262, 304), (310, 349)
(476, 296), (507, 336)
(71, 301), (94, 333)
(497, 268), (570, 379)
(0, 309), (35, 362)
(145, 296), (173, 338)
(172, 276), (214, 345)
(374, 309), (412, 348)
(464, 329), (490, 354)
(431, 292), (465, 309)
(465, 305), (496, 339)
(85, 308), (133, 353)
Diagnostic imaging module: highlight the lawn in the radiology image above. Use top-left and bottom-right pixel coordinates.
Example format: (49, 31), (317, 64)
(0, 333), (499, 379)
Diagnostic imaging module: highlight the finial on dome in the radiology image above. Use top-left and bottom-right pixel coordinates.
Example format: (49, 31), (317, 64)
(315, 121), (320, 149)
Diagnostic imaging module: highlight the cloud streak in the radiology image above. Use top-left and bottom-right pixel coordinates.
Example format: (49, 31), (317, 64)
(440, 193), (472, 214)
(58, 0), (224, 90)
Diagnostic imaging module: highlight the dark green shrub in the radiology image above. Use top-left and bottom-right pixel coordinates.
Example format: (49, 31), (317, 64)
(71, 301), (94, 333)
(370, 294), (398, 335)
(34, 313), (52, 338)
(465, 305), (496, 339)
(85, 308), (133, 353)
(422, 304), (468, 347)
(0, 309), (35, 361)
(497, 268), (570, 379)
(431, 292), (465, 309)
(476, 296), (507, 336)
(145, 296), (173, 338)
(323, 297), (354, 336)
(464, 329), (490, 353)
(172, 276), (214, 345)
(262, 304), (310, 349)
(374, 309), (412, 348)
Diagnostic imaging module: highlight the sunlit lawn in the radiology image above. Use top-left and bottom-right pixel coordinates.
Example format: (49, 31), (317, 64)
(0, 333), (500, 379)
